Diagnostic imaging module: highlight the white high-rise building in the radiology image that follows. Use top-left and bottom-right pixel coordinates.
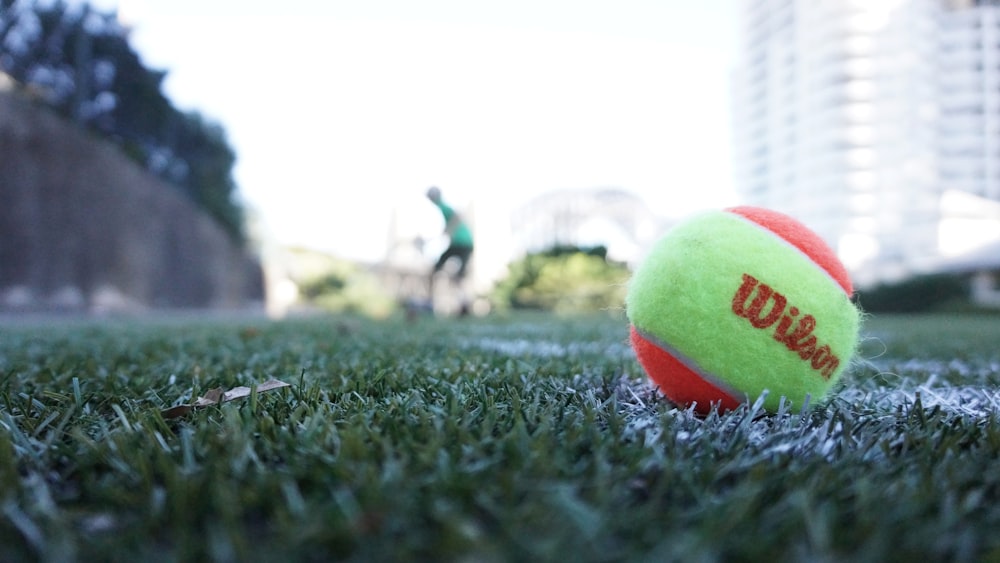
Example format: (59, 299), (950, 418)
(732, 0), (1000, 288)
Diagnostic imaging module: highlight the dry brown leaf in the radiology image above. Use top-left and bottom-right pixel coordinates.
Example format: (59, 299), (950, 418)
(194, 387), (226, 406)
(162, 379), (291, 419)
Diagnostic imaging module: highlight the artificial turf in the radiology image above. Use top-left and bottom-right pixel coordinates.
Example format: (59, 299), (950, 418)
(2, 311), (1000, 562)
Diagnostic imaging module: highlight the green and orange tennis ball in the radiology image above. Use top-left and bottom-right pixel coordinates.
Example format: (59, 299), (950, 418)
(626, 206), (862, 414)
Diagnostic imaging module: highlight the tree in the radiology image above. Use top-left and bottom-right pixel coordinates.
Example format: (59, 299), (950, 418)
(0, 0), (245, 241)
(492, 245), (631, 314)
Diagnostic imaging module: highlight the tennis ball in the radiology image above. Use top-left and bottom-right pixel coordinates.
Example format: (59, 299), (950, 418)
(626, 206), (861, 414)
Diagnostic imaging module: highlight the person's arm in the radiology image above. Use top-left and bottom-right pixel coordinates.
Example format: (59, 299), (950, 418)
(444, 212), (463, 235)
(440, 205), (462, 236)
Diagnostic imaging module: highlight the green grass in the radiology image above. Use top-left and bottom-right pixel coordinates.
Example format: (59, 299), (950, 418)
(2, 311), (1000, 562)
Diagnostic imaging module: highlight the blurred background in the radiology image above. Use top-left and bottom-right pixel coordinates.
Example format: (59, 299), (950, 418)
(2, 0), (999, 319)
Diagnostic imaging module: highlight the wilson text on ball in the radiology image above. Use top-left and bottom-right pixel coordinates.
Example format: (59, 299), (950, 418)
(731, 273), (842, 379)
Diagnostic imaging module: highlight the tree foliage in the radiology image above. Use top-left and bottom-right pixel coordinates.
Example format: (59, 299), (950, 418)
(294, 255), (395, 318)
(0, 0), (244, 241)
(492, 245), (631, 314)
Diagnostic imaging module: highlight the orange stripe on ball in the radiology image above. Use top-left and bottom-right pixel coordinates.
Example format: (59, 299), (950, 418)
(630, 325), (743, 415)
(726, 206), (853, 295)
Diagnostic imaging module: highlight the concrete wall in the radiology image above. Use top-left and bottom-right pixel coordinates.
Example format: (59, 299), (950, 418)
(0, 90), (263, 313)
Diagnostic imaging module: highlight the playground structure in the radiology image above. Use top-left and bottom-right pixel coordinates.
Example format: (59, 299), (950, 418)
(376, 236), (473, 318)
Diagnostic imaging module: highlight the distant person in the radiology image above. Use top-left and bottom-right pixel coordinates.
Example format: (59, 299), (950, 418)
(426, 186), (474, 314)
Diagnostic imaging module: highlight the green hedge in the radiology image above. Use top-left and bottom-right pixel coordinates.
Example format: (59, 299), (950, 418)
(855, 273), (970, 313)
(492, 245), (630, 314)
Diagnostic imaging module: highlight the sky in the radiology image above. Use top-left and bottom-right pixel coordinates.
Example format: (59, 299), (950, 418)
(86, 0), (740, 263)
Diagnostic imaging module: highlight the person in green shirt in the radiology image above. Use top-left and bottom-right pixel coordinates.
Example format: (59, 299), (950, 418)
(426, 186), (474, 311)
